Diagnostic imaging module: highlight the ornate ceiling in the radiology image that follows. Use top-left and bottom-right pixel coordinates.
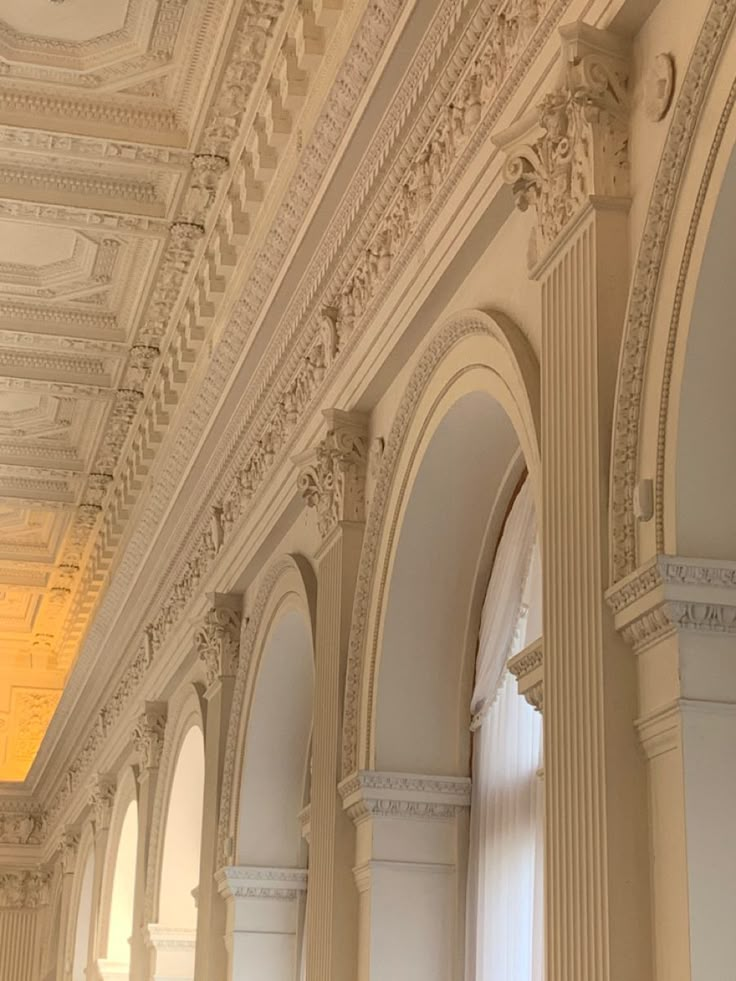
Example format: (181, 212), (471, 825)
(0, 0), (261, 780)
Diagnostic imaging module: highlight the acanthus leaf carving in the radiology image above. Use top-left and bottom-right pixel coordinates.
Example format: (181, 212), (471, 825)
(297, 409), (369, 539)
(495, 24), (630, 266)
(132, 702), (167, 770)
(193, 599), (242, 688)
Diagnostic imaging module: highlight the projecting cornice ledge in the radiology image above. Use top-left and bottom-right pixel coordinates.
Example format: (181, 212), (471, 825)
(606, 555), (736, 652)
(508, 636), (544, 713)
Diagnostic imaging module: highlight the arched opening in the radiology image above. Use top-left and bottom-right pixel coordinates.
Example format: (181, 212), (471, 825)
(348, 318), (543, 981)
(102, 799), (138, 978)
(149, 724), (205, 980)
(675, 142), (736, 560)
(223, 604), (314, 981)
(71, 846), (95, 981)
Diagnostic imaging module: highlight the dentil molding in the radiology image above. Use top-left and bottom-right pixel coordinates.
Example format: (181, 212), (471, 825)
(339, 771), (472, 825)
(508, 636), (544, 713)
(606, 554), (736, 652)
(216, 865), (308, 901)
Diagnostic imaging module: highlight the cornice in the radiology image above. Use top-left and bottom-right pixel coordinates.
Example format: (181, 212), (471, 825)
(606, 554), (736, 652)
(26, 0), (570, 840)
(508, 636), (544, 713)
(216, 865), (308, 901)
(338, 771), (472, 824)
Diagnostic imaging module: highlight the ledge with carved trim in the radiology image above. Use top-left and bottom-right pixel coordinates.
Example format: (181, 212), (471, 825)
(606, 555), (736, 652)
(508, 636), (544, 712)
(216, 865), (308, 902)
(338, 771), (471, 825)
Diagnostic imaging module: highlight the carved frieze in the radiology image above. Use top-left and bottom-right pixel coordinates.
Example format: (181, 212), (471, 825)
(36, 0), (566, 836)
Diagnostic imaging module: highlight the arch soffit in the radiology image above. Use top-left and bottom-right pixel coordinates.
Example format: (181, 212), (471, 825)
(341, 308), (541, 778)
(610, 0), (736, 580)
(144, 684), (205, 923)
(97, 765), (138, 960)
(218, 554), (317, 866)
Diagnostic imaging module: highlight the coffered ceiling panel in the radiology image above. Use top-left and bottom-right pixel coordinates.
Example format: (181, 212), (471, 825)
(0, 0), (268, 780)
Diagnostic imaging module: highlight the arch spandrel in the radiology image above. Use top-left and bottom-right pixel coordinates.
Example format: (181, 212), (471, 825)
(341, 308), (541, 779)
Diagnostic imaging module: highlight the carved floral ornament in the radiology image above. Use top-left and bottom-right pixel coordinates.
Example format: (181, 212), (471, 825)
(0, 870), (50, 909)
(193, 601), (242, 688)
(494, 24), (631, 267)
(296, 410), (369, 539)
(133, 703), (167, 770)
(37, 0), (570, 835)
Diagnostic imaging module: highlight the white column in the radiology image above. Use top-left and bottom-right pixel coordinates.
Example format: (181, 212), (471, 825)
(0, 871), (48, 981)
(87, 775), (116, 981)
(339, 772), (470, 981)
(216, 866), (307, 981)
(56, 830), (80, 981)
(609, 555), (736, 981)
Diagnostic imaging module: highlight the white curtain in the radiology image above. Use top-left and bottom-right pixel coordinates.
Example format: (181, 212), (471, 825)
(466, 478), (543, 981)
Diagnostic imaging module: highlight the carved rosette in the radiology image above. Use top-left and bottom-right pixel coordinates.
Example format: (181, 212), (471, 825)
(297, 409), (369, 539)
(495, 25), (630, 266)
(133, 703), (167, 770)
(193, 601), (242, 688)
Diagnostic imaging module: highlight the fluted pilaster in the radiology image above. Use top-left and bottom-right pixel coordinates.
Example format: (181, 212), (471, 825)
(497, 23), (649, 981)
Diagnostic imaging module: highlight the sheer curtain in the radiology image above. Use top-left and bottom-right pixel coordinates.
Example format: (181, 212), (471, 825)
(466, 478), (543, 981)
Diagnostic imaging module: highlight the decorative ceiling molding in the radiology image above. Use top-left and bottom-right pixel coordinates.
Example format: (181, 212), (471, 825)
(32, 0), (569, 840)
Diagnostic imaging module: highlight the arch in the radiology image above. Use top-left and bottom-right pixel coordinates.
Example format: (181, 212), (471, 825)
(610, 0), (736, 578)
(67, 825), (95, 981)
(96, 767), (138, 976)
(144, 686), (205, 926)
(218, 554), (317, 865)
(342, 309), (541, 777)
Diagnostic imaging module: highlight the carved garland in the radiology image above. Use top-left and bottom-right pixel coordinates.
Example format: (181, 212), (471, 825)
(610, 0), (736, 581)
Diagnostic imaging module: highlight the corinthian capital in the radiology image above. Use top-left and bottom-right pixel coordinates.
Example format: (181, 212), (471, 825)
(133, 702), (167, 770)
(88, 774), (116, 833)
(494, 24), (630, 266)
(58, 828), (80, 874)
(296, 409), (369, 539)
(193, 595), (242, 688)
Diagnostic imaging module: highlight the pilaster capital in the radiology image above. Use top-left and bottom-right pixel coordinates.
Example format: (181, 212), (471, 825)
(606, 554), (736, 653)
(296, 409), (369, 539)
(88, 774), (117, 833)
(58, 828), (80, 874)
(494, 23), (631, 267)
(193, 594), (243, 689)
(215, 865), (308, 902)
(133, 701), (167, 770)
(508, 636), (544, 713)
(338, 770), (471, 826)
(0, 869), (50, 909)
